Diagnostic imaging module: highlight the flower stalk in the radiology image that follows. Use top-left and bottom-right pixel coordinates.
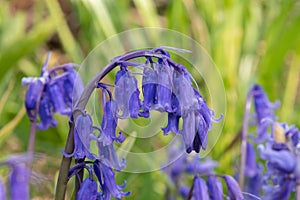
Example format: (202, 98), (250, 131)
(238, 91), (253, 189)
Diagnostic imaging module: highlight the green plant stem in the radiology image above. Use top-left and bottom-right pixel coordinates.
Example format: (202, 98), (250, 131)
(55, 121), (75, 200)
(185, 177), (195, 200)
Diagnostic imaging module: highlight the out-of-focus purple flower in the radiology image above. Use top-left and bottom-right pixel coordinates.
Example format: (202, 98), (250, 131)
(258, 144), (296, 173)
(251, 84), (279, 142)
(285, 124), (300, 147)
(179, 185), (189, 198)
(93, 160), (130, 199)
(246, 173), (262, 197)
(263, 180), (294, 200)
(193, 176), (209, 200)
(22, 59), (84, 130)
(77, 178), (98, 200)
(186, 157), (218, 175)
(97, 141), (126, 171)
(60, 65), (84, 107)
(47, 82), (70, 115)
(23, 78), (44, 120)
(222, 175), (243, 200)
(163, 144), (187, 183)
(252, 84), (278, 122)
(114, 66), (140, 119)
(0, 179), (6, 200)
(207, 176), (223, 200)
(9, 164), (30, 200)
(63, 113), (94, 160)
(245, 142), (259, 177)
(243, 142), (263, 197)
(36, 93), (58, 130)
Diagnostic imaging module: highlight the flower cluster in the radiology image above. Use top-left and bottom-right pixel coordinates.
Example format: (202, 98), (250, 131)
(242, 84), (300, 199)
(22, 54), (83, 130)
(163, 146), (244, 200)
(111, 48), (216, 153)
(20, 47), (218, 199)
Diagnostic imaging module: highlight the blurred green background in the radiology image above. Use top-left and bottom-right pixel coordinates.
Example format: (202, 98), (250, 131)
(0, 0), (300, 199)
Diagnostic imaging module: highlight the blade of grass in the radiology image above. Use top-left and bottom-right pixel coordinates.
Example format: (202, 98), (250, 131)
(132, 0), (161, 27)
(0, 17), (56, 78)
(45, 0), (83, 63)
(0, 106), (26, 141)
(0, 79), (15, 114)
(280, 53), (300, 122)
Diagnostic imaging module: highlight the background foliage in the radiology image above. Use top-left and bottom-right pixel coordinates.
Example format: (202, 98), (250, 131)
(0, 0), (300, 199)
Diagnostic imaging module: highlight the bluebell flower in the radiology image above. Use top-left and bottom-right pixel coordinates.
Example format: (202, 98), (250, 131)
(193, 176), (210, 200)
(222, 175), (244, 200)
(181, 112), (197, 153)
(192, 89), (212, 152)
(36, 93), (58, 130)
(179, 185), (189, 198)
(207, 176), (223, 200)
(252, 84), (279, 122)
(245, 142), (260, 177)
(93, 160), (130, 199)
(185, 157), (218, 175)
(251, 84), (279, 142)
(258, 144), (296, 173)
(163, 139), (243, 200)
(285, 124), (299, 147)
(0, 179), (6, 200)
(60, 64), (84, 107)
(77, 178), (98, 200)
(22, 56), (83, 130)
(97, 140), (126, 171)
(63, 113), (95, 160)
(68, 163), (99, 200)
(161, 94), (180, 135)
(141, 61), (157, 116)
(263, 181), (294, 200)
(98, 99), (123, 146)
(114, 66), (140, 119)
(171, 69), (213, 153)
(23, 78), (44, 120)
(47, 81), (70, 115)
(172, 70), (198, 116)
(9, 164), (30, 200)
(243, 142), (262, 196)
(154, 62), (173, 112)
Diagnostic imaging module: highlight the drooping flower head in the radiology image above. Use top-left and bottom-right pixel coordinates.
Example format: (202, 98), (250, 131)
(22, 54), (83, 130)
